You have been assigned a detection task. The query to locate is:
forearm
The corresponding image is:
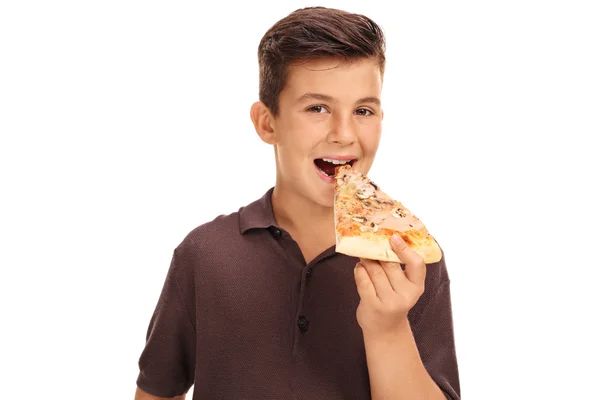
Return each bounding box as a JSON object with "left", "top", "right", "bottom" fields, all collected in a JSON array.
[{"left": 363, "top": 319, "right": 446, "bottom": 400}]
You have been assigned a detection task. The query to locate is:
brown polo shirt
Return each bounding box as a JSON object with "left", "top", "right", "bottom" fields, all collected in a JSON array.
[{"left": 136, "top": 188, "right": 460, "bottom": 399}]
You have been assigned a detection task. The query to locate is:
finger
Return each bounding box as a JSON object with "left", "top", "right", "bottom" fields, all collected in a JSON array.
[
  {"left": 354, "top": 263, "right": 378, "bottom": 302},
  {"left": 380, "top": 260, "right": 409, "bottom": 292},
  {"left": 390, "top": 234, "right": 426, "bottom": 286},
  {"left": 359, "top": 258, "right": 395, "bottom": 301}
]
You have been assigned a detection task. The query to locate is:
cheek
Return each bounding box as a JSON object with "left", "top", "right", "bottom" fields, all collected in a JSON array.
[
  {"left": 279, "top": 123, "right": 322, "bottom": 152},
  {"left": 275, "top": 128, "right": 316, "bottom": 167},
  {"left": 359, "top": 126, "right": 382, "bottom": 155}
]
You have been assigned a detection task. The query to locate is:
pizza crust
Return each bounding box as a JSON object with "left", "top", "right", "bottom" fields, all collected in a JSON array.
[
  {"left": 336, "top": 234, "right": 400, "bottom": 262},
  {"left": 335, "top": 231, "right": 442, "bottom": 264}
]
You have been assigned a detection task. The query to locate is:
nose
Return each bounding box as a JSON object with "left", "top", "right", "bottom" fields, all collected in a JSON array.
[{"left": 327, "top": 114, "right": 358, "bottom": 146}]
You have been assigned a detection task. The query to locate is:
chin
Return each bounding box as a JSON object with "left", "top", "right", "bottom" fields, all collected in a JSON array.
[
  {"left": 313, "top": 191, "right": 335, "bottom": 208},
  {"left": 306, "top": 181, "right": 336, "bottom": 208}
]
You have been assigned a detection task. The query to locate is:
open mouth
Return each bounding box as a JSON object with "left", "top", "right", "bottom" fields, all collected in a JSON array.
[{"left": 314, "top": 158, "right": 357, "bottom": 177}]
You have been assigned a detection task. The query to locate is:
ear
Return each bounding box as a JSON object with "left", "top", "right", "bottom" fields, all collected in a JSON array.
[{"left": 250, "top": 101, "right": 276, "bottom": 145}]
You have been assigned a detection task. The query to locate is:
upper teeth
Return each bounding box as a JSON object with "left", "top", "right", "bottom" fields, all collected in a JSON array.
[{"left": 323, "top": 158, "right": 352, "bottom": 165}]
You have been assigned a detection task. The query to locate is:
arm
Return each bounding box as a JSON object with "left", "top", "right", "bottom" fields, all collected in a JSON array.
[
  {"left": 363, "top": 321, "right": 445, "bottom": 400},
  {"left": 354, "top": 234, "right": 452, "bottom": 400},
  {"left": 135, "top": 387, "right": 185, "bottom": 400},
  {"left": 135, "top": 249, "right": 196, "bottom": 400}
]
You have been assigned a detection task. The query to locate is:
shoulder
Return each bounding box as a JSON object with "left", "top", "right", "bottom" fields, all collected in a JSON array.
[
  {"left": 408, "top": 243, "right": 453, "bottom": 323},
  {"left": 425, "top": 244, "right": 451, "bottom": 288},
  {"left": 174, "top": 209, "right": 243, "bottom": 261},
  {"left": 166, "top": 189, "right": 275, "bottom": 275},
  {"left": 174, "top": 188, "right": 274, "bottom": 254},
  {"left": 158, "top": 210, "right": 243, "bottom": 286}
]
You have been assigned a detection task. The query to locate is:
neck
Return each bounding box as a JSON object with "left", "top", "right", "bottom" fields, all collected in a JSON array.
[{"left": 271, "top": 182, "right": 334, "bottom": 239}]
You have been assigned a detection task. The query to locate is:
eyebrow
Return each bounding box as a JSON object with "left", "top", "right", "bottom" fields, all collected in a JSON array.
[
  {"left": 297, "top": 92, "right": 381, "bottom": 106},
  {"left": 356, "top": 96, "right": 381, "bottom": 106}
]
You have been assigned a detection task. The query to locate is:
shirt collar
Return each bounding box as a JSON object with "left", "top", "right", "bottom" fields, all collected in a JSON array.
[
  {"left": 238, "top": 187, "right": 278, "bottom": 234},
  {"left": 238, "top": 187, "right": 340, "bottom": 262}
]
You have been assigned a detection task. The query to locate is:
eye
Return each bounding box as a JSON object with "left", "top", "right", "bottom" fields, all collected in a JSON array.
[
  {"left": 307, "top": 105, "right": 328, "bottom": 114},
  {"left": 355, "top": 108, "right": 374, "bottom": 117}
]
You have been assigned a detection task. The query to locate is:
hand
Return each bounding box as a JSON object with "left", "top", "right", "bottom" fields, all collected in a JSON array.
[{"left": 354, "top": 233, "right": 427, "bottom": 338}]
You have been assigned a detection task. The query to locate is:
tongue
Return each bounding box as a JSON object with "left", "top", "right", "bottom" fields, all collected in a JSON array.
[{"left": 314, "top": 159, "right": 338, "bottom": 176}]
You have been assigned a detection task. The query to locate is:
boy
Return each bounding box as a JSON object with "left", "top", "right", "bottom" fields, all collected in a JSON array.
[{"left": 135, "top": 6, "right": 460, "bottom": 400}]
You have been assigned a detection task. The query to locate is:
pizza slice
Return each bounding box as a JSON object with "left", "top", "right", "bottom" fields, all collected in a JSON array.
[{"left": 334, "top": 164, "right": 442, "bottom": 264}]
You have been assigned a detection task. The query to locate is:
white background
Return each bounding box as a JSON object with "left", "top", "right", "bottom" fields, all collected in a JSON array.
[{"left": 1, "top": 0, "right": 599, "bottom": 399}]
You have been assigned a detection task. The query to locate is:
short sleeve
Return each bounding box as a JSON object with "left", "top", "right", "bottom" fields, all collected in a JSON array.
[
  {"left": 136, "top": 250, "right": 196, "bottom": 398},
  {"left": 410, "top": 257, "right": 461, "bottom": 399}
]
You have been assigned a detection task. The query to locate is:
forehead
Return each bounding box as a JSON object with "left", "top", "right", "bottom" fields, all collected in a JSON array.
[{"left": 281, "top": 57, "right": 383, "bottom": 100}]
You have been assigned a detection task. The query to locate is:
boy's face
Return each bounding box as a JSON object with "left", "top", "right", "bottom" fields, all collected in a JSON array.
[{"left": 271, "top": 57, "right": 383, "bottom": 208}]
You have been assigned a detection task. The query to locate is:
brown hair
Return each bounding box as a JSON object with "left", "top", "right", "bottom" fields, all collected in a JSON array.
[{"left": 257, "top": 6, "right": 386, "bottom": 115}]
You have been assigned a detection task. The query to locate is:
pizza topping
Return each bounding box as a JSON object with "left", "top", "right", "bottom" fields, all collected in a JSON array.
[
  {"left": 362, "top": 199, "right": 383, "bottom": 210},
  {"left": 336, "top": 171, "right": 352, "bottom": 186},
  {"left": 352, "top": 216, "right": 368, "bottom": 223},
  {"left": 392, "top": 208, "right": 408, "bottom": 218},
  {"left": 356, "top": 184, "right": 375, "bottom": 199},
  {"left": 376, "top": 212, "right": 425, "bottom": 232},
  {"left": 374, "top": 198, "right": 394, "bottom": 206},
  {"left": 359, "top": 222, "right": 378, "bottom": 232}
]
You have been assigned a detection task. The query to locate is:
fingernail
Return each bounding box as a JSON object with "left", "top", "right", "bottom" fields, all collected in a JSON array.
[{"left": 391, "top": 234, "right": 402, "bottom": 245}]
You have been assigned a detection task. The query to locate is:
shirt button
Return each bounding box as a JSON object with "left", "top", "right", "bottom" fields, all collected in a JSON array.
[
  {"left": 270, "top": 227, "right": 282, "bottom": 237},
  {"left": 306, "top": 268, "right": 312, "bottom": 276},
  {"left": 298, "top": 316, "right": 309, "bottom": 332}
]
